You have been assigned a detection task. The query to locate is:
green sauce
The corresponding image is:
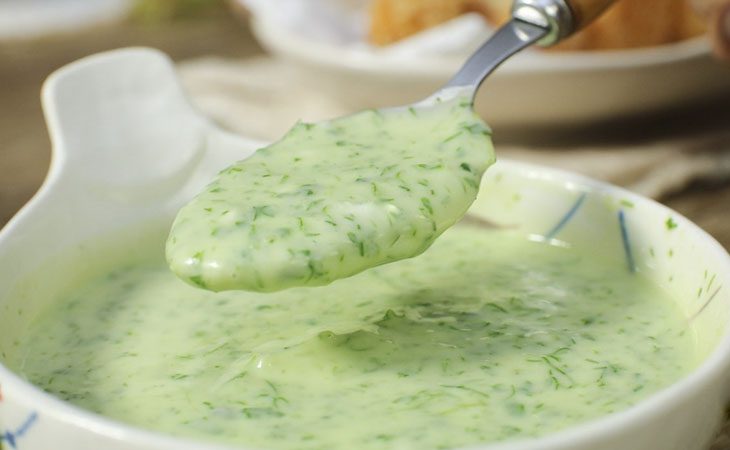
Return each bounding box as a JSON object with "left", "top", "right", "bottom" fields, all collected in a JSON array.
[
  {"left": 166, "top": 97, "right": 494, "bottom": 292},
  {"left": 12, "top": 225, "right": 696, "bottom": 450}
]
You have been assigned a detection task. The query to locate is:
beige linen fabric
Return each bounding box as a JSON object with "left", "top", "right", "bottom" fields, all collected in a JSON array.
[{"left": 178, "top": 56, "right": 730, "bottom": 201}]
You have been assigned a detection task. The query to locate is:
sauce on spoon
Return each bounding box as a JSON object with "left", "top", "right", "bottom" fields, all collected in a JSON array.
[{"left": 167, "top": 94, "right": 494, "bottom": 292}]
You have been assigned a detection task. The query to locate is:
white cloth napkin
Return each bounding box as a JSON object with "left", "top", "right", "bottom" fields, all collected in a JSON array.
[
  {"left": 237, "top": 0, "right": 496, "bottom": 57},
  {"left": 239, "top": 0, "right": 370, "bottom": 44}
]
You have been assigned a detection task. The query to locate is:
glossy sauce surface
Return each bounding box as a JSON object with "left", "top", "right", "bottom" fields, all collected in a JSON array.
[{"left": 14, "top": 226, "right": 696, "bottom": 450}]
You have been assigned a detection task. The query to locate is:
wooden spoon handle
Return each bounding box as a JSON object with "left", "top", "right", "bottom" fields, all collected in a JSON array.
[
  {"left": 564, "top": 0, "right": 615, "bottom": 31},
  {"left": 512, "top": 0, "right": 615, "bottom": 45}
]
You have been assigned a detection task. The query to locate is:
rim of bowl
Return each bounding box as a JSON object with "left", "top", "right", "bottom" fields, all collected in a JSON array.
[
  {"left": 250, "top": 17, "right": 712, "bottom": 80},
  {"left": 1, "top": 159, "right": 729, "bottom": 450}
]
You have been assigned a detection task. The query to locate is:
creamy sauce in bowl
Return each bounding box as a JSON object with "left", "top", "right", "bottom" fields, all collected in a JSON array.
[
  {"left": 166, "top": 96, "right": 494, "bottom": 292},
  {"left": 10, "top": 225, "right": 696, "bottom": 450}
]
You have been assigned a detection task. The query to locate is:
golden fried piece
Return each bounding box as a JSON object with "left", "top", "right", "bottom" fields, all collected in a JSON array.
[{"left": 368, "top": 0, "right": 706, "bottom": 50}]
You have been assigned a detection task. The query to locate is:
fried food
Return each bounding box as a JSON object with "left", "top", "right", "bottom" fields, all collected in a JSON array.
[{"left": 368, "top": 0, "right": 706, "bottom": 50}]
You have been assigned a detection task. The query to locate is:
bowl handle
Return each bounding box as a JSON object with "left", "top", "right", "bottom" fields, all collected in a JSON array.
[{"left": 40, "top": 47, "right": 260, "bottom": 202}]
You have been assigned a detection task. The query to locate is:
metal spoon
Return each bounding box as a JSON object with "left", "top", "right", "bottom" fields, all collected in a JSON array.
[
  {"left": 167, "top": 0, "right": 616, "bottom": 292},
  {"left": 429, "top": 0, "right": 614, "bottom": 103}
]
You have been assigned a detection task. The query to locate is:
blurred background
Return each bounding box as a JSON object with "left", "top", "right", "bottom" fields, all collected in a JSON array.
[
  {"left": 1, "top": 0, "right": 730, "bottom": 447},
  {"left": 1, "top": 0, "right": 729, "bottom": 246}
]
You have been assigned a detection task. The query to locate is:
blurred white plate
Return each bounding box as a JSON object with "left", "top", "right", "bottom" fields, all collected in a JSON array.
[
  {"left": 245, "top": 8, "right": 730, "bottom": 128},
  {"left": 0, "top": 0, "right": 131, "bottom": 40}
]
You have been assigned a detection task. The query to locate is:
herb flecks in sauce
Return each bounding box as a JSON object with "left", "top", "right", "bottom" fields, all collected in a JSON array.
[
  {"left": 166, "top": 97, "right": 494, "bottom": 292},
  {"left": 14, "top": 227, "right": 695, "bottom": 450}
]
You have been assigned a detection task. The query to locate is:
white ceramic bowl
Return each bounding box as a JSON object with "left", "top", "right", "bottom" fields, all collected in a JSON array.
[
  {"left": 249, "top": 15, "right": 730, "bottom": 128},
  {"left": 0, "top": 48, "right": 729, "bottom": 450}
]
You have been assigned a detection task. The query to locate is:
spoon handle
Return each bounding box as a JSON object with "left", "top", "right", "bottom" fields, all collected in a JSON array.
[
  {"left": 442, "top": 19, "right": 547, "bottom": 93},
  {"left": 440, "top": 0, "right": 614, "bottom": 98},
  {"left": 512, "top": 0, "right": 615, "bottom": 45},
  {"left": 565, "top": 0, "right": 615, "bottom": 31}
]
